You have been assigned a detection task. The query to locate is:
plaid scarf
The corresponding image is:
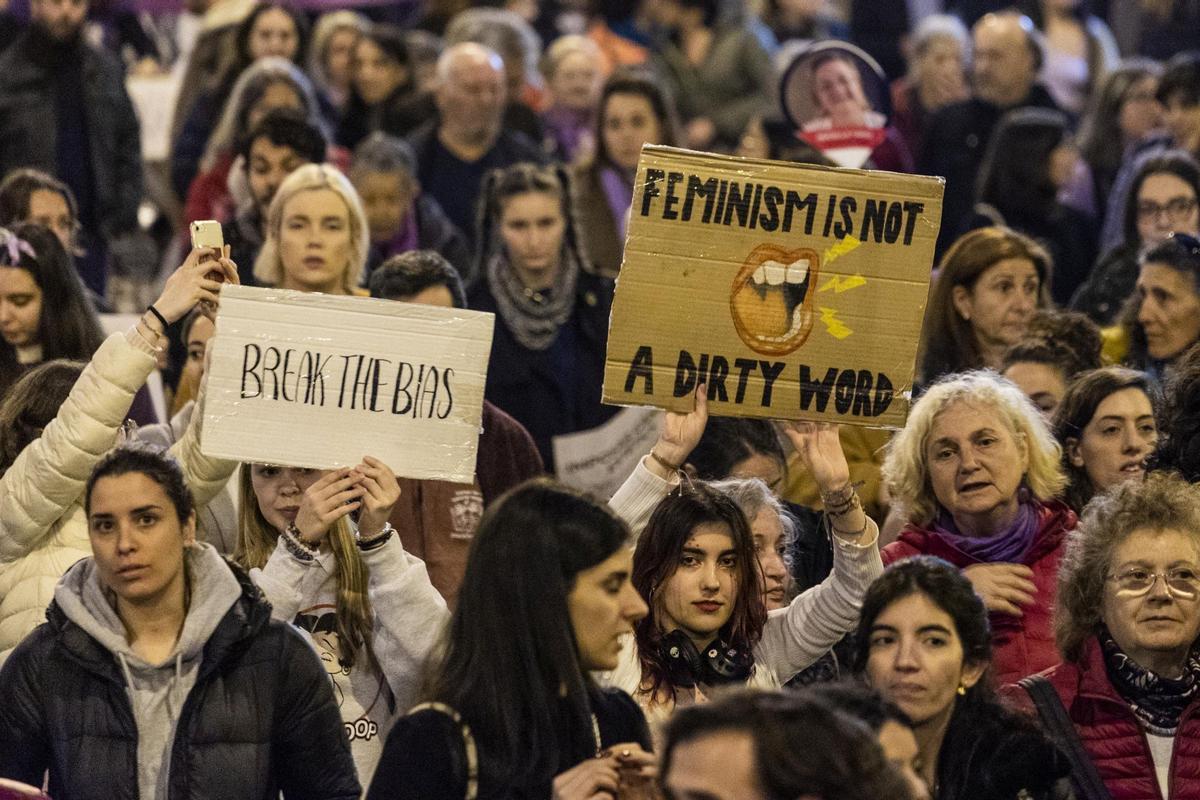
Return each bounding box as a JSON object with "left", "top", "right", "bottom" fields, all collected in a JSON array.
[{"left": 1100, "top": 625, "right": 1200, "bottom": 735}]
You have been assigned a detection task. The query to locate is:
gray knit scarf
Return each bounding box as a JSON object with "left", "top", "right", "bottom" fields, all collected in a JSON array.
[{"left": 487, "top": 250, "right": 578, "bottom": 351}]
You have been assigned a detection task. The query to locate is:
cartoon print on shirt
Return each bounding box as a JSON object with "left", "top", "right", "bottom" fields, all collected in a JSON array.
[{"left": 294, "top": 604, "right": 392, "bottom": 743}]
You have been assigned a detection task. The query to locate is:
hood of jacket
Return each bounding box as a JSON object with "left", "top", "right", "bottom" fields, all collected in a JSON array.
[{"left": 51, "top": 543, "right": 246, "bottom": 799}]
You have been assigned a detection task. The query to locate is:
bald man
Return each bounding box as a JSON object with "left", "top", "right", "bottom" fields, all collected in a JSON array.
[
  {"left": 918, "top": 12, "right": 1060, "bottom": 254},
  {"left": 407, "top": 42, "right": 547, "bottom": 259}
]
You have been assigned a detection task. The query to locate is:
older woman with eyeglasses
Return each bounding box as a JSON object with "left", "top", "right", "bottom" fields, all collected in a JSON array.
[{"left": 1008, "top": 472, "right": 1200, "bottom": 800}]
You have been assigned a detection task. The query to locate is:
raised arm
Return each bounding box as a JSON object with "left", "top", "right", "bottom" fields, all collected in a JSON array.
[
  {"left": 756, "top": 422, "right": 884, "bottom": 682},
  {"left": 608, "top": 387, "right": 708, "bottom": 541}
]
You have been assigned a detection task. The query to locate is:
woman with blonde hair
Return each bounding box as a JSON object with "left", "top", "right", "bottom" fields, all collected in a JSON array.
[
  {"left": 308, "top": 11, "right": 369, "bottom": 114},
  {"left": 1008, "top": 473, "right": 1200, "bottom": 800},
  {"left": 882, "top": 371, "right": 1073, "bottom": 684},
  {"left": 235, "top": 460, "right": 449, "bottom": 786},
  {"left": 918, "top": 227, "right": 1052, "bottom": 387},
  {"left": 254, "top": 163, "right": 370, "bottom": 295}
]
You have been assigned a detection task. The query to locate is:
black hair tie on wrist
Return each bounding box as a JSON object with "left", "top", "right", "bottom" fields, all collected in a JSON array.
[{"left": 146, "top": 304, "right": 169, "bottom": 331}]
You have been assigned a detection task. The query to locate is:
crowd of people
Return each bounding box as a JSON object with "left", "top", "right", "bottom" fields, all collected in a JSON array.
[{"left": 3, "top": 0, "right": 1200, "bottom": 798}]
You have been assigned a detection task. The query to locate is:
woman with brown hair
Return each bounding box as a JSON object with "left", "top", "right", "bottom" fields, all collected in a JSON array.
[{"left": 917, "top": 227, "right": 1052, "bottom": 387}]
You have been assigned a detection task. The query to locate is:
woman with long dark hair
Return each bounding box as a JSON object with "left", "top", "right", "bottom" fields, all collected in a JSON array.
[
  {"left": 469, "top": 163, "right": 614, "bottom": 469},
  {"left": 856, "top": 557, "right": 1071, "bottom": 799},
  {"left": 366, "top": 480, "right": 656, "bottom": 799},
  {"left": 968, "top": 107, "right": 1098, "bottom": 304},
  {"left": 336, "top": 25, "right": 428, "bottom": 149},
  {"left": 0, "top": 224, "right": 104, "bottom": 401}
]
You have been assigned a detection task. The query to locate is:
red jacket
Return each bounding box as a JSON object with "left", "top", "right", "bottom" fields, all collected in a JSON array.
[
  {"left": 882, "top": 501, "right": 1076, "bottom": 686},
  {"left": 1004, "top": 637, "right": 1200, "bottom": 800}
]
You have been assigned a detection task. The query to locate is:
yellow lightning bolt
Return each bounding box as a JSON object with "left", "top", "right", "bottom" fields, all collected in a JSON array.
[
  {"left": 819, "top": 307, "right": 852, "bottom": 339},
  {"left": 822, "top": 234, "right": 862, "bottom": 267},
  {"left": 819, "top": 273, "right": 867, "bottom": 294}
]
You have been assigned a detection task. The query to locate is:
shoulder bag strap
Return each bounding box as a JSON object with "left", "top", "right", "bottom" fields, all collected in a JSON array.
[
  {"left": 407, "top": 702, "right": 479, "bottom": 800},
  {"left": 1019, "top": 675, "right": 1114, "bottom": 800}
]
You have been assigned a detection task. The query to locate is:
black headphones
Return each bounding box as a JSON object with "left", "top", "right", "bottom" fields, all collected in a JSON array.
[{"left": 659, "top": 629, "right": 753, "bottom": 688}]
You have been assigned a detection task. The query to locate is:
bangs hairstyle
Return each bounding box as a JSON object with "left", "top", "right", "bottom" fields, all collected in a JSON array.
[
  {"left": 633, "top": 482, "right": 767, "bottom": 699},
  {"left": 427, "top": 479, "right": 632, "bottom": 787},
  {"left": 234, "top": 466, "right": 377, "bottom": 672},
  {"left": 1053, "top": 367, "right": 1158, "bottom": 512},
  {"left": 918, "top": 226, "right": 1051, "bottom": 385},
  {"left": 1121, "top": 150, "right": 1200, "bottom": 246},
  {"left": 254, "top": 163, "right": 370, "bottom": 293},
  {"left": 1056, "top": 472, "right": 1200, "bottom": 662},
  {"left": 883, "top": 370, "right": 1066, "bottom": 525},
  {"left": 85, "top": 442, "right": 194, "bottom": 525}
]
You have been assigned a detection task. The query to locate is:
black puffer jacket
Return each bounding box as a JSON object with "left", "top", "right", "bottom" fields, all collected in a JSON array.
[{"left": 0, "top": 560, "right": 360, "bottom": 800}]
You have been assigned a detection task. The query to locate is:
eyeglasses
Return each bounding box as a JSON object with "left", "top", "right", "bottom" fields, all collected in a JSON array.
[
  {"left": 1137, "top": 197, "right": 1199, "bottom": 222},
  {"left": 1106, "top": 567, "right": 1200, "bottom": 599}
]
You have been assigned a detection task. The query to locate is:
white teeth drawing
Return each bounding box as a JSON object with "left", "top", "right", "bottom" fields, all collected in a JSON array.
[{"left": 750, "top": 258, "right": 810, "bottom": 287}]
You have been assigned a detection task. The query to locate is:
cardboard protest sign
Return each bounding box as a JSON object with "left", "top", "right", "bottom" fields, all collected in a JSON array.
[
  {"left": 603, "top": 145, "right": 943, "bottom": 429},
  {"left": 202, "top": 285, "right": 494, "bottom": 482},
  {"left": 553, "top": 406, "right": 664, "bottom": 500}
]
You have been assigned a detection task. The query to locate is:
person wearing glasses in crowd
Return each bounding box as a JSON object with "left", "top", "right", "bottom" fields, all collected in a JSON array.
[{"left": 1009, "top": 473, "right": 1200, "bottom": 800}]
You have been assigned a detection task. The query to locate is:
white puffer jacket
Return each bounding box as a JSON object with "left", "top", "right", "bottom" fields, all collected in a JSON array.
[{"left": 0, "top": 331, "right": 236, "bottom": 662}]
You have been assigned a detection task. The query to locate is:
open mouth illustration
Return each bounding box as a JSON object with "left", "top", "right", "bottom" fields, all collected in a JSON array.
[{"left": 730, "top": 244, "right": 821, "bottom": 356}]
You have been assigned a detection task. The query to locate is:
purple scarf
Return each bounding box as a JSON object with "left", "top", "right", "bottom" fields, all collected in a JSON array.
[
  {"left": 382, "top": 202, "right": 421, "bottom": 258},
  {"left": 930, "top": 499, "right": 1041, "bottom": 563},
  {"left": 599, "top": 166, "right": 634, "bottom": 242}
]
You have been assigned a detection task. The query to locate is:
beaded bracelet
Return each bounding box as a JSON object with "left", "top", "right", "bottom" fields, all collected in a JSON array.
[
  {"left": 357, "top": 522, "right": 395, "bottom": 552},
  {"left": 282, "top": 523, "right": 318, "bottom": 563}
]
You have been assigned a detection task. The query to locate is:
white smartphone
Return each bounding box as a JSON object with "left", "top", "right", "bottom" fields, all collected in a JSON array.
[{"left": 190, "top": 220, "right": 224, "bottom": 251}]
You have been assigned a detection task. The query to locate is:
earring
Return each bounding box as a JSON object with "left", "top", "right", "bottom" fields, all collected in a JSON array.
[{"left": 956, "top": 683, "right": 966, "bottom": 696}]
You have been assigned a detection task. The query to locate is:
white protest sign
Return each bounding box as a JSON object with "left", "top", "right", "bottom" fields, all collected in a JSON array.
[
  {"left": 553, "top": 406, "right": 664, "bottom": 500},
  {"left": 202, "top": 285, "right": 494, "bottom": 483}
]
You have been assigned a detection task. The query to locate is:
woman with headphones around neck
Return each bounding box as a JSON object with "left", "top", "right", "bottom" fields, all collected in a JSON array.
[{"left": 603, "top": 389, "right": 885, "bottom": 724}]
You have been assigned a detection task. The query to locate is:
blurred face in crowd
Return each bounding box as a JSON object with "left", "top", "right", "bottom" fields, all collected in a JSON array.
[
  {"left": 247, "top": 83, "right": 304, "bottom": 133},
  {"left": 1049, "top": 139, "right": 1080, "bottom": 192},
  {"left": 498, "top": 190, "right": 566, "bottom": 282},
  {"left": 435, "top": 47, "right": 507, "bottom": 146},
  {"left": 1136, "top": 261, "right": 1200, "bottom": 360},
  {"left": 1102, "top": 527, "right": 1200, "bottom": 677},
  {"left": 0, "top": 267, "right": 42, "bottom": 348},
  {"left": 1002, "top": 361, "right": 1067, "bottom": 418},
  {"left": 250, "top": 464, "right": 322, "bottom": 533},
  {"left": 925, "top": 400, "right": 1030, "bottom": 534},
  {"left": 248, "top": 137, "right": 310, "bottom": 214},
  {"left": 657, "top": 523, "right": 739, "bottom": 647},
  {"left": 866, "top": 591, "right": 985, "bottom": 728},
  {"left": 1066, "top": 388, "right": 1157, "bottom": 495},
  {"left": 1120, "top": 76, "right": 1164, "bottom": 144},
  {"left": 663, "top": 729, "right": 765, "bottom": 800},
  {"left": 812, "top": 56, "right": 869, "bottom": 125},
  {"left": 1136, "top": 173, "right": 1200, "bottom": 246},
  {"left": 728, "top": 451, "right": 784, "bottom": 495},
  {"left": 354, "top": 38, "right": 409, "bottom": 106},
  {"left": 353, "top": 170, "right": 417, "bottom": 244},
  {"left": 602, "top": 92, "right": 663, "bottom": 172},
  {"left": 177, "top": 314, "right": 216, "bottom": 399},
  {"left": 278, "top": 188, "right": 354, "bottom": 294},
  {"left": 549, "top": 49, "right": 601, "bottom": 111},
  {"left": 972, "top": 14, "right": 1037, "bottom": 108},
  {"left": 912, "top": 34, "right": 967, "bottom": 108},
  {"left": 1163, "top": 92, "right": 1200, "bottom": 152},
  {"left": 750, "top": 508, "right": 788, "bottom": 611},
  {"left": 324, "top": 27, "right": 361, "bottom": 93},
  {"left": 952, "top": 257, "right": 1040, "bottom": 355},
  {"left": 878, "top": 720, "right": 930, "bottom": 800},
  {"left": 32, "top": 0, "right": 87, "bottom": 42},
  {"left": 249, "top": 8, "right": 300, "bottom": 61},
  {"left": 88, "top": 473, "right": 195, "bottom": 610},
  {"left": 26, "top": 189, "right": 75, "bottom": 252},
  {"left": 567, "top": 546, "right": 648, "bottom": 671}
]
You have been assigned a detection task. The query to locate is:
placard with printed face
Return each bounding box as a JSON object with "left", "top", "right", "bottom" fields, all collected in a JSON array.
[
  {"left": 202, "top": 285, "right": 494, "bottom": 481},
  {"left": 603, "top": 146, "right": 943, "bottom": 428}
]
